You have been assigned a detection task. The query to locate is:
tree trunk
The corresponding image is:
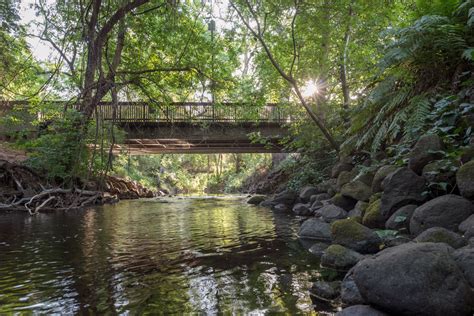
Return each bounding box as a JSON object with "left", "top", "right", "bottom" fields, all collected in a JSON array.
[{"left": 340, "top": 1, "right": 354, "bottom": 124}]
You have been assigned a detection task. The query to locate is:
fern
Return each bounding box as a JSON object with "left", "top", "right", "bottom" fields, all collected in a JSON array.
[
  {"left": 346, "top": 3, "right": 473, "bottom": 154},
  {"left": 404, "top": 95, "right": 432, "bottom": 141}
]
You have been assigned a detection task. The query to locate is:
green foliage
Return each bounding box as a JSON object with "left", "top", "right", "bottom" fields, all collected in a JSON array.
[
  {"left": 281, "top": 154, "right": 335, "bottom": 192},
  {"left": 22, "top": 110, "right": 87, "bottom": 183},
  {"left": 112, "top": 153, "right": 272, "bottom": 194},
  {"left": 374, "top": 229, "right": 398, "bottom": 239},
  {"left": 414, "top": 0, "right": 460, "bottom": 18},
  {"left": 346, "top": 0, "right": 474, "bottom": 154}
]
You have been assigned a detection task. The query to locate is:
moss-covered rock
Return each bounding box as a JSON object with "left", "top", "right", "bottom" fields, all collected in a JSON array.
[
  {"left": 341, "top": 180, "right": 372, "bottom": 202},
  {"left": 414, "top": 227, "right": 466, "bottom": 249},
  {"left": 336, "top": 169, "right": 357, "bottom": 190},
  {"left": 331, "top": 218, "right": 382, "bottom": 254},
  {"left": 369, "top": 193, "right": 382, "bottom": 204},
  {"left": 332, "top": 160, "right": 353, "bottom": 178},
  {"left": 460, "top": 144, "right": 474, "bottom": 164},
  {"left": 362, "top": 199, "right": 385, "bottom": 229},
  {"left": 321, "top": 244, "right": 363, "bottom": 271},
  {"left": 457, "top": 160, "right": 474, "bottom": 200}
]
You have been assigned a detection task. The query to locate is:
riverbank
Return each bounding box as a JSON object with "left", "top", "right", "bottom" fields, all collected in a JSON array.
[
  {"left": 250, "top": 134, "right": 474, "bottom": 315},
  {"left": 0, "top": 157, "right": 158, "bottom": 214}
]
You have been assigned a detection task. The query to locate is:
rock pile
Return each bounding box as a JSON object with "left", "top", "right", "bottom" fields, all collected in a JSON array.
[{"left": 257, "top": 133, "right": 474, "bottom": 315}]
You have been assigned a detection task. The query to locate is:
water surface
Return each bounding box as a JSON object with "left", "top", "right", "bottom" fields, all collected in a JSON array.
[{"left": 0, "top": 197, "right": 325, "bottom": 314}]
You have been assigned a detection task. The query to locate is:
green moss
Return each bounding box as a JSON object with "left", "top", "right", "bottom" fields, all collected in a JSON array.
[
  {"left": 331, "top": 218, "right": 368, "bottom": 240},
  {"left": 369, "top": 193, "right": 382, "bottom": 204},
  {"left": 421, "top": 231, "right": 454, "bottom": 244},
  {"left": 362, "top": 199, "right": 385, "bottom": 228},
  {"left": 326, "top": 244, "right": 347, "bottom": 256}
]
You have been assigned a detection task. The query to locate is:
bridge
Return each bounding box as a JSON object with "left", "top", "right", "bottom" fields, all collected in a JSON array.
[{"left": 1, "top": 101, "right": 292, "bottom": 154}]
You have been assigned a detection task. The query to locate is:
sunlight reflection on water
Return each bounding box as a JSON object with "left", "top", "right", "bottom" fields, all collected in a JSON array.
[{"left": 0, "top": 196, "right": 326, "bottom": 314}]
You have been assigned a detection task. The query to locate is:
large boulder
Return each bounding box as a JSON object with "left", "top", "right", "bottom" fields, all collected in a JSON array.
[
  {"left": 459, "top": 214, "right": 474, "bottom": 235},
  {"left": 273, "top": 203, "right": 289, "bottom": 211},
  {"left": 362, "top": 199, "right": 385, "bottom": 229},
  {"left": 351, "top": 242, "right": 474, "bottom": 316},
  {"left": 380, "top": 168, "right": 426, "bottom": 219},
  {"left": 371, "top": 165, "right": 398, "bottom": 193},
  {"left": 331, "top": 193, "right": 357, "bottom": 211},
  {"left": 457, "top": 160, "right": 474, "bottom": 199},
  {"left": 337, "top": 305, "right": 387, "bottom": 316},
  {"left": 385, "top": 204, "right": 417, "bottom": 232},
  {"left": 332, "top": 160, "right": 353, "bottom": 178},
  {"left": 298, "top": 218, "right": 332, "bottom": 241},
  {"left": 341, "top": 180, "right": 372, "bottom": 202},
  {"left": 247, "top": 195, "right": 266, "bottom": 205},
  {"left": 410, "top": 194, "right": 474, "bottom": 236},
  {"left": 453, "top": 247, "right": 474, "bottom": 287},
  {"left": 292, "top": 203, "right": 312, "bottom": 216},
  {"left": 321, "top": 244, "right": 363, "bottom": 271},
  {"left": 408, "top": 134, "right": 444, "bottom": 174},
  {"left": 310, "top": 280, "right": 341, "bottom": 301},
  {"left": 414, "top": 227, "right": 466, "bottom": 249},
  {"left": 316, "top": 204, "right": 348, "bottom": 223},
  {"left": 299, "top": 186, "right": 320, "bottom": 203},
  {"left": 331, "top": 219, "right": 382, "bottom": 254}
]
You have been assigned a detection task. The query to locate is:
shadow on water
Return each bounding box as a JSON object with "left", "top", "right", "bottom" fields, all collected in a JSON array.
[{"left": 0, "top": 196, "right": 333, "bottom": 314}]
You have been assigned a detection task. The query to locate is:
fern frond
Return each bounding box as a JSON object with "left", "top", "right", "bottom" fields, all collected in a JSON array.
[{"left": 404, "top": 95, "right": 432, "bottom": 141}]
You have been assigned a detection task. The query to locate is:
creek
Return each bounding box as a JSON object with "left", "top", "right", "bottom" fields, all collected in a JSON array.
[{"left": 0, "top": 196, "right": 328, "bottom": 314}]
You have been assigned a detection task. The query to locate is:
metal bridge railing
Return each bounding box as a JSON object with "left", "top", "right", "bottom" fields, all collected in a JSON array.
[
  {"left": 94, "top": 102, "right": 289, "bottom": 124},
  {"left": 1, "top": 101, "right": 291, "bottom": 124},
  {"left": 0, "top": 101, "right": 291, "bottom": 124}
]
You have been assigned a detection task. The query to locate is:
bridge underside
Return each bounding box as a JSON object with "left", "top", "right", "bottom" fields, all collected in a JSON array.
[{"left": 114, "top": 122, "right": 288, "bottom": 154}]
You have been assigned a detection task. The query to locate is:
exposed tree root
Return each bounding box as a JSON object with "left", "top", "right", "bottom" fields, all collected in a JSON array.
[
  {"left": 105, "top": 175, "right": 156, "bottom": 199},
  {"left": 0, "top": 159, "right": 155, "bottom": 214}
]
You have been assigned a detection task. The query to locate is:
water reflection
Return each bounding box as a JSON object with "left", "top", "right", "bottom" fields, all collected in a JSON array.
[{"left": 0, "top": 197, "right": 322, "bottom": 314}]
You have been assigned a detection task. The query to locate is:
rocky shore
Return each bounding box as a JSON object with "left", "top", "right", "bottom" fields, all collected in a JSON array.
[{"left": 249, "top": 134, "right": 474, "bottom": 315}]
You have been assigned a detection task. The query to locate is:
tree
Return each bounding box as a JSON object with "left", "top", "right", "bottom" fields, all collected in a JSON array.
[{"left": 229, "top": 0, "right": 340, "bottom": 152}]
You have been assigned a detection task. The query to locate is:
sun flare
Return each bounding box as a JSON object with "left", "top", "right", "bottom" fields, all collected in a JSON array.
[{"left": 301, "top": 80, "right": 320, "bottom": 98}]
